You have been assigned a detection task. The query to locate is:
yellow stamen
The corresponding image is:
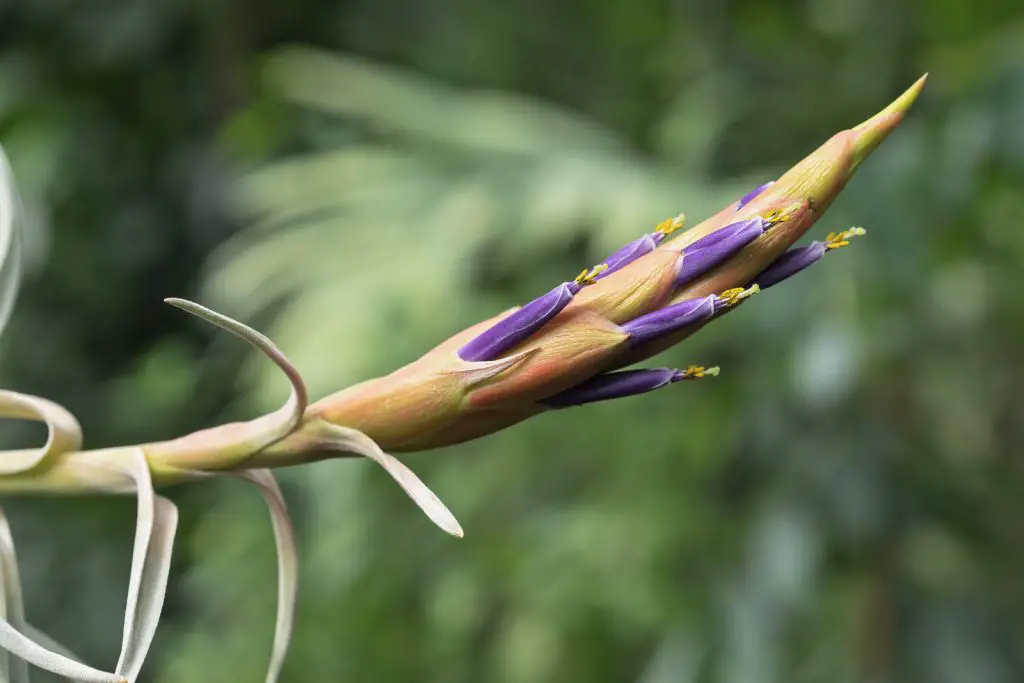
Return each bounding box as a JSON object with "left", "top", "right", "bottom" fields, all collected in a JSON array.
[
  {"left": 573, "top": 263, "right": 609, "bottom": 286},
  {"left": 825, "top": 226, "right": 866, "bottom": 250},
  {"left": 654, "top": 212, "right": 686, "bottom": 237},
  {"left": 717, "top": 284, "right": 760, "bottom": 308},
  {"left": 680, "top": 365, "right": 720, "bottom": 380},
  {"left": 761, "top": 201, "right": 803, "bottom": 228}
]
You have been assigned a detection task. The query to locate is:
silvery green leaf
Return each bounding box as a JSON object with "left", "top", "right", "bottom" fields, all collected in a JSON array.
[
  {"left": 113, "top": 450, "right": 178, "bottom": 683},
  {"left": 0, "top": 623, "right": 122, "bottom": 683},
  {"left": 234, "top": 469, "right": 298, "bottom": 683},
  {"left": 0, "top": 507, "right": 30, "bottom": 683},
  {"left": 0, "top": 145, "right": 21, "bottom": 340},
  {"left": 163, "top": 299, "right": 308, "bottom": 453},
  {"left": 318, "top": 422, "right": 463, "bottom": 538},
  {"left": 20, "top": 624, "right": 81, "bottom": 665},
  {"left": 0, "top": 391, "right": 83, "bottom": 474},
  {"left": 0, "top": 509, "right": 121, "bottom": 681}
]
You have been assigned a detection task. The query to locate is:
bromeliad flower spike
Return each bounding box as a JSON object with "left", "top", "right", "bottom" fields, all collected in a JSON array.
[{"left": 0, "top": 75, "right": 926, "bottom": 682}]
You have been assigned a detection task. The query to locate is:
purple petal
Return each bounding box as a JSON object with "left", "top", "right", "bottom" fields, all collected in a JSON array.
[
  {"left": 737, "top": 181, "right": 774, "bottom": 210},
  {"left": 458, "top": 283, "right": 575, "bottom": 362},
  {"left": 542, "top": 368, "right": 683, "bottom": 408},
  {"left": 675, "top": 218, "right": 764, "bottom": 286},
  {"left": 595, "top": 234, "right": 659, "bottom": 280},
  {"left": 621, "top": 296, "right": 716, "bottom": 345},
  {"left": 751, "top": 241, "right": 826, "bottom": 289}
]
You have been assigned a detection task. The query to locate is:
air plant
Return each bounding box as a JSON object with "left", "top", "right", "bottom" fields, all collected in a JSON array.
[{"left": 0, "top": 75, "right": 926, "bottom": 682}]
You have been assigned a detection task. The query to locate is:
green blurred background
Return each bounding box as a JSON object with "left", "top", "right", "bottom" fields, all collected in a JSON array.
[{"left": 2, "top": 0, "right": 1024, "bottom": 681}]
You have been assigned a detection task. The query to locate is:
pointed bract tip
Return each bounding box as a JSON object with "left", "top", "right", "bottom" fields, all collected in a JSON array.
[
  {"left": 849, "top": 74, "right": 928, "bottom": 170},
  {"left": 164, "top": 297, "right": 196, "bottom": 313}
]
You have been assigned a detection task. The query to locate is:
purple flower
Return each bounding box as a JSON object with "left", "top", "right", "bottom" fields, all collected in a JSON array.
[
  {"left": 754, "top": 242, "right": 826, "bottom": 289},
  {"left": 621, "top": 284, "right": 759, "bottom": 345},
  {"left": 621, "top": 296, "right": 716, "bottom": 345},
  {"left": 594, "top": 233, "right": 660, "bottom": 280},
  {"left": 594, "top": 214, "right": 685, "bottom": 280},
  {"left": 458, "top": 266, "right": 606, "bottom": 362},
  {"left": 675, "top": 218, "right": 764, "bottom": 286},
  {"left": 736, "top": 181, "right": 775, "bottom": 210},
  {"left": 751, "top": 227, "right": 865, "bottom": 289},
  {"left": 542, "top": 366, "right": 717, "bottom": 408}
]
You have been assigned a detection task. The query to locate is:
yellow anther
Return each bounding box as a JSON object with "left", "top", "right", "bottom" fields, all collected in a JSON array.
[
  {"left": 717, "top": 284, "right": 760, "bottom": 308},
  {"left": 761, "top": 201, "right": 803, "bottom": 228},
  {"left": 680, "top": 365, "right": 720, "bottom": 380},
  {"left": 825, "top": 226, "right": 866, "bottom": 250},
  {"left": 654, "top": 212, "right": 686, "bottom": 237},
  {"left": 573, "top": 263, "right": 609, "bottom": 286}
]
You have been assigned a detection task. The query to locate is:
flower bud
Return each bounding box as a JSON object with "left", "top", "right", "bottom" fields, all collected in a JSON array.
[
  {"left": 542, "top": 365, "right": 718, "bottom": 408},
  {"left": 675, "top": 218, "right": 765, "bottom": 286},
  {"left": 621, "top": 296, "right": 716, "bottom": 345},
  {"left": 457, "top": 265, "right": 606, "bottom": 362},
  {"left": 593, "top": 213, "right": 686, "bottom": 279},
  {"left": 752, "top": 227, "right": 866, "bottom": 289},
  {"left": 736, "top": 181, "right": 774, "bottom": 210}
]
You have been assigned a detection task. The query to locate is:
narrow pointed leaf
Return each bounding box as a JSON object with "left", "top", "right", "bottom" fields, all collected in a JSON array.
[
  {"left": 318, "top": 422, "right": 464, "bottom": 537},
  {"left": 0, "top": 507, "right": 29, "bottom": 683},
  {"left": 0, "top": 621, "right": 124, "bottom": 683},
  {"left": 0, "top": 146, "right": 21, "bottom": 339},
  {"left": 22, "top": 624, "right": 83, "bottom": 664},
  {"left": 164, "top": 298, "right": 308, "bottom": 453},
  {"left": 234, "top": 469, "right": 298, "bottom": 683},
  {"left": 113, "top": 450, "right": 178, "bottom": 683}
]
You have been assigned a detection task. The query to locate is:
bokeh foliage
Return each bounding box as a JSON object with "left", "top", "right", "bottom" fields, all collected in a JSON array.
[{"left": 2, "top": 0, "right": 1024, "bottom": 681}]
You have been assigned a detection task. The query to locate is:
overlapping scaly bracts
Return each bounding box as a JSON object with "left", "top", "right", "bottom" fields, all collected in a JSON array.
[{"left": 278, "top": 75, "right": 927, "bottom": 455}]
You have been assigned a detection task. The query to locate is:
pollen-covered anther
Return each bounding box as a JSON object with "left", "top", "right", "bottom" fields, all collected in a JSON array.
[
  {"left": 761, "top": 201, "right": 804, "bottom": 228},
  {"left": 573, "top": 263, "right": 609, "bottom": 288},
  {"left": 679, "top": 365, "right": 720, "bottom": 380},
  {"left": 653, "top": 212, "right": 686, "bottom": 239},
  {"left": 824, "top": 226, "right": 867, "bottom": 250},
  {"left": 715, "top": 284, "right": 760, "bottom": 309}
]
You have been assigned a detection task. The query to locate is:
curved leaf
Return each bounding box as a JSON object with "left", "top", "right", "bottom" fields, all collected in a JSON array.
[
  {"left": 0, "top": 621, "right": 124, "bottom": 683},
  {"left": 113, "top": 449, "right": 179, "bottom": 683},
  {"left": 317, "top": 422, "right": 463, "bottom": 537},
  {"left": 0, "top": 145, "right": 21, "bottom": 340},
  {"left": 234, "top": 469, "right": 298, "bottom": 683},
  {"left": 0, "top": 507, "right": 30, "bottom": 683},
  {"left": 21, "top": 623, "right": 83, "bottom": 664},
  {"left": 164, "top": 299, "right": 308, "bottom": 455},
  {"left": 0, "top": 390, "right": 83, "bottom": 474}
]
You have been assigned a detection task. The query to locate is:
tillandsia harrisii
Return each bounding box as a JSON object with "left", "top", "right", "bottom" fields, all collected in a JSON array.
[{"left": 0, "top": 75, "right": 927, "bottom": 682}]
